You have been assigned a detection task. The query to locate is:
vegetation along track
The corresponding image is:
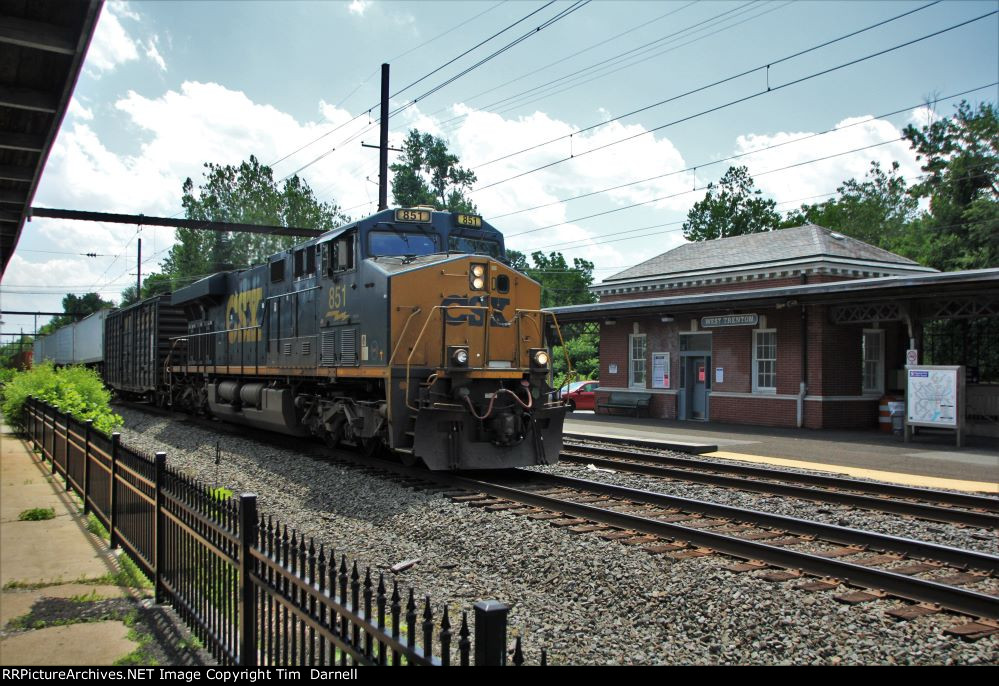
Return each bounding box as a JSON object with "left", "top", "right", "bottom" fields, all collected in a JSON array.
[
  {"left": 118, "top": 402, "right": 999, "bottom": 634},
  {"left": 560, "top": 435, "right": 999, "bottom": 529}
]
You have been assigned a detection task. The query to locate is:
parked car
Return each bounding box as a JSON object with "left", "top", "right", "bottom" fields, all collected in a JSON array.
[
  {"left": 563, "top": 380, "right": 599, "bottom": 411},
  {"left": 557, "top": 380, "right": 590, "bottom": 399}
]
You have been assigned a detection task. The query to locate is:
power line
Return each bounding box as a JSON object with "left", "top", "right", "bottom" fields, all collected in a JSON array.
[
  {"left": 472, "top": 7, "right": 993, "bottom": 193},
  {"left": 435, "top": 0, "right": 775, "bottom": 133},
  {"left": 487, "top": 82, "right": 997, "bottom": 222},
  {"left": 506, "top": 137, "right": 908, "bottom": 238},
  {"left": 469, "top": 0, "right": 940, "bottom": 171}
]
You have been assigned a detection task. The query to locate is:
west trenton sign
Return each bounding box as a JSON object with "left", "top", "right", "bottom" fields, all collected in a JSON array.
[{"left": 701, "top": 314, "right": 759, "bottom": 328}]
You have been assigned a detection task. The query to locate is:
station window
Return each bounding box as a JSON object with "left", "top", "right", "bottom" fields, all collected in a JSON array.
[
  {"left": 629, "top": 333, "right": 647, "bottom": 388},
  {"left": 862, "top": 329, "right": 884, "bottom": 394},
  {"left": 753, "top": 329, "right": 777, "bottom": 393}
]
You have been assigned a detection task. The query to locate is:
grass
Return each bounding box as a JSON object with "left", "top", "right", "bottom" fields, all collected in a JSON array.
[
  {"left": 69, "top": 589, "right": 104, "bottom": 603},
  {"left": 83, "top": 513, "right": 151, "bottom": 589},
  {"left": 114, "top": 612, "right": 159, "bottom": 667},
  {"left": 17, "top": 507, "right": 55, "bottom": 521}
]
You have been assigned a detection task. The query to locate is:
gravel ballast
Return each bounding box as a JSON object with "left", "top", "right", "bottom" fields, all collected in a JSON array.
[{"left": 118, "top": 408, "right": 998, "bottom": 665}]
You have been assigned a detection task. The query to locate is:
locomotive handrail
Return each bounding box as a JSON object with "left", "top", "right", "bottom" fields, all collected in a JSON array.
[
  {"left": 387, "top": 306, "right": 422, "bottom": 366},
  {"left": 514, "top": 308, "right": 576, "bottom": 404},
  {"left": 403, "top": 304, "right": 490, "bottom": 412}
]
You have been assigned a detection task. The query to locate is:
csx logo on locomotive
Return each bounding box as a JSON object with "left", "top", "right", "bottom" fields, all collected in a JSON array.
[
  {"left": 226, "top": 287, "right": 263, "bottom": 342},
  {"left": 442, "top": 294, "right": 511, "bottom": 326}
]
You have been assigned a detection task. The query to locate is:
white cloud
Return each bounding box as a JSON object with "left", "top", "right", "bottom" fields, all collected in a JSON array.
[
  {"left": 86, "top": 3, "right": 140, "bottom": 74},
  {"left": 348, "top": 1, "right": 371, "bottom": 17},
  {"left": 145, "top": 36, "right": 167, "bottom": 71},
  {"left": 68, "top": 97, "right": 94, "bottom": 121},
  {"left": 729, "top": 113, "right": 923, "bottom": 210}
]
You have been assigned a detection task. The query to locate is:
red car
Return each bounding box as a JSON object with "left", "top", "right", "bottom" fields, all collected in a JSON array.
[{"left": 563, "top": 380, "right": 599, "bottom": 411}]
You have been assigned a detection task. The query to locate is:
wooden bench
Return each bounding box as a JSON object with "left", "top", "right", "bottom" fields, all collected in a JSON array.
[{"left": 597, "top": 392, "right": 652, "bottom": 418}]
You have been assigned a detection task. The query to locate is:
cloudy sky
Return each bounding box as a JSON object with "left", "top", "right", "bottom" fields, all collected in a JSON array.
[{"left": 1, "top": 0, "right": 996, "bottom": 335}]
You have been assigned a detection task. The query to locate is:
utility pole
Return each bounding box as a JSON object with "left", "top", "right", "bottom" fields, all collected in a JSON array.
[
  {"left": 136, "top": 237, "right": 141, "bottom": 298},
  {"left": 362, "top": 63, "right": 401, "bottom": 211},
  {"left": 379, "top": 63, "right": 389, "bottom": 211}
]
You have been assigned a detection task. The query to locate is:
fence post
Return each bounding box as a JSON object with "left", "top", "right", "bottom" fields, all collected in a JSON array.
[
  {"left": 154, "top": 452, "right": 166, "bottom": 604},
  {"left": 473, "top": 600, "right": 509, "bottom": 666},
  {"left": 238, "top": 493, "right": 258, "bottom": 667},
  {"left": 64, "top": 410, "right": 71, "bottom": 492},
  {"left": 109, "top": 432, "right": 120, "bottom": 550},
  {"left": 83, "top": 420, "right": 93, "bottom": 515}
]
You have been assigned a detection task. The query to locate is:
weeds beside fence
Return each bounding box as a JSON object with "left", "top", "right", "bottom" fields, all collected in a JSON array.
[{"left": 24, "top": 396, "right": 536, "bottom": 666}]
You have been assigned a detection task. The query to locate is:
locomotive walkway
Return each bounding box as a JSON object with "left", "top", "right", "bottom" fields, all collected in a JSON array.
[
  {"left": 0, "top": 420, "right": 207, "bottom": 666},
  {"left": 564, "top": 413, "right": 999, "bottom": 493}
]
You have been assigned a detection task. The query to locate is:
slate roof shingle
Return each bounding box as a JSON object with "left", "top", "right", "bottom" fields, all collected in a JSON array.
[{"left": 602, "top": 224, "right": 928, "bottom": 283}]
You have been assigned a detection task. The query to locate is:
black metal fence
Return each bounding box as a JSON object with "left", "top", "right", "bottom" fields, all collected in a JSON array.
[{"left": 24, "top": 397, "right": 534, "bottom": 666}]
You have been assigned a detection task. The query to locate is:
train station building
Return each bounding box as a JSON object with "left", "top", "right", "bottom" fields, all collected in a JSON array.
[{"left": 549, "top": 224, "right": 999, "bottom": 437}]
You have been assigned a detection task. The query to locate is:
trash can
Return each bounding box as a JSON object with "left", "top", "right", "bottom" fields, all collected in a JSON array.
[{"left": 890, "top": 401, "right": 905, "bottom": 436}]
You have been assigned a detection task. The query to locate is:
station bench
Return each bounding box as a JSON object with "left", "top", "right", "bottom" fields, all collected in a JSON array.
[{"left": 597, "top": 392, "right": 652, "bottom": 418}]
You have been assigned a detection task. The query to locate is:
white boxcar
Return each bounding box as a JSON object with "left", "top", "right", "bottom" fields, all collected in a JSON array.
[{"left": 73, "top": 310, "right": 106, "bottom": 364}]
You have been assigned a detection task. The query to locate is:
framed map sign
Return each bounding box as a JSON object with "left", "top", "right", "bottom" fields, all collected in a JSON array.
[
  {"left": 651, "top": 352, "right": 670, "bottom": 389},
  {"left": 905, "top": 365, "right": 965, "bottom": 447}
]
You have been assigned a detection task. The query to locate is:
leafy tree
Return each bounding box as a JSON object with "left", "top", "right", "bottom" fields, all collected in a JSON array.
[
  {"left": 390, "top": 130, "right": 477, "bottom": 213},
  {"left": 683, "top": 165, "right": 781, "bottom": 241},
  {"left": 507, "top": 250, "right": 596, "bottom": 309},
  {"left": 552, "top": 332, "right": 599, "bottom": 390},
  {"left": 119, "top": 272, "right": 173, "bottom": 307},
  {"left": 902, "top": 100, "right": 998, "bottom": 270},
  {"left": 783, "top": 161, "right": 919, "bottom": 250},
  {"left": 162, "top": 155, "right": 349, "bottom": 283}
]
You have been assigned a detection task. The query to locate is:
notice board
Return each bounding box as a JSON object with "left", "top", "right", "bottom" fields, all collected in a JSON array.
[
  {"left": 651, "top": 352, "right": 670, "bottom": 389},
  {"left": 906, "top": 366, "right": 962, "bottom": 428}
]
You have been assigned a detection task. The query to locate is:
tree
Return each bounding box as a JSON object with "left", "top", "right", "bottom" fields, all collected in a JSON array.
[
  {"left": 683, "top": 165, "right": 781, "bottom": 241},
  {"left": 119, "top": 272, "right": 173, "bottom": 307},
  {"left": 507, "top": 250, "right": 596, "bottom": 309},
  {"left": 783, "top": 160, "right": 919, "bottom": 250},
  {"left": 390, "top": 130, "right": 477, "bottom": 213},
  {"left": 162, "top": 155, "right": 349, "bottom": 283},
  {"left": 902, "top": 100, "right": 998, "bottom": 270}
]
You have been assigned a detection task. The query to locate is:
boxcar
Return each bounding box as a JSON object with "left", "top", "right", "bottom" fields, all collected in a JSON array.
[{"left": 104, "top": 295, "right": 186, "bottom": 400}]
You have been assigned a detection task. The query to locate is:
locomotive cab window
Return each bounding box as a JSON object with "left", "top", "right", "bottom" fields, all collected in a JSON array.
[
  {"left": 369, "top": 231, "right": 438, "bottom": 257},
  {"left": 447, "top": 234, "right": 501, "bottom": 258}
]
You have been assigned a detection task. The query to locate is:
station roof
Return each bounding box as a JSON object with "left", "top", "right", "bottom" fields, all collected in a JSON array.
[
  {"left": 0, "top": 0, "right": 102, "bottom": 278},
  {"left": 601, "top": 224, "right": 933, "bottom": 286},
  {"left": 549, "top": 268, "right": 999, "bottom": 322}
]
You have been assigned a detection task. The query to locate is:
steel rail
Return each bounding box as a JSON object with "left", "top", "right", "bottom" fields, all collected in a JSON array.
[
  {"left": 440, "top": 472, "right": 999, "bottom": 619},
  {"left": 560, "top": 447, "right": 999, "bottom": 529},
  {"left": 563, "top": 437, "right": 999, "bottom": 513},
  {"left": 496, "top": 471, "right": 999, "bottom": 574}
]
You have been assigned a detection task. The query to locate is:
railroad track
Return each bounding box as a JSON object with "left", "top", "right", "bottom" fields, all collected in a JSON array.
[
  {"left": 433, "top": 469, "right": 999, "bottom": 633},
  {"left": 560, "top": 435, "right": 999, "bottom": 529},
  {"left": 119, "top": 402, "right": 999, "bottom": 635}
]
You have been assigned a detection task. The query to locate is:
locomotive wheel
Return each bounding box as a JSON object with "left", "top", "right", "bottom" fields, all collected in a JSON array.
[{"left": 323, "top": 430, "right": 341, "bottom": 451}]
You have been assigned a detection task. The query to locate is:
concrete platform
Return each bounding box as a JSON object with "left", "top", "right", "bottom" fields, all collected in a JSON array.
[{"left": 564, "top": 411, "right": 999, "bottom": 493}]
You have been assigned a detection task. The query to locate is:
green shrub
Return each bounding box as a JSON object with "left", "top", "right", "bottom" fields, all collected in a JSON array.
[{"left": 0, "top": 362, "right": 122, "bottom": 435}]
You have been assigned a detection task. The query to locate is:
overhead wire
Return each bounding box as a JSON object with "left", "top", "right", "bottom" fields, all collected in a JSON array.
[{"left": 471, "top": 7, "right": 993, "bottom": 193}]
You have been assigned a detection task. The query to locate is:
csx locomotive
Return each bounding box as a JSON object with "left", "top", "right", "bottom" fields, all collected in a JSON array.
[{"left": 109, "top": 207, "right": 567, "bottom": 470}]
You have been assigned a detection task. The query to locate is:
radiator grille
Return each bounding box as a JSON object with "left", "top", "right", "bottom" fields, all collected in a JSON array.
[
  {"left": 282, "top": 342, "right": 292, "bottom": 356},
  {"left": 321, "top": 330, "right": 336, "bottom": 366},
  {"left": 340, "top": 329, "right": 357, "bottom": 365},
  {"left": 301, "top": 341, "right": 311, "bottom": 356}
]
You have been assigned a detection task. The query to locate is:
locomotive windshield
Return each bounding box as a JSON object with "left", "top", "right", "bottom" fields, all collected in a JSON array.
[
  {"left": 447, "top": 235, "right": 502, "bottom": 258},
  {"left": 369, "top": 231, "right": 438, "bottom": 257}
]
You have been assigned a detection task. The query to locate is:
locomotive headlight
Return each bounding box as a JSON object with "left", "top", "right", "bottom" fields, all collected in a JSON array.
[
  {"left": 529, "top": 348, "right": 550, "bottom": 370},
  {"left": 469, "top": 263, "right": 487, "bottom": 290},
  {"left": 448, "top": 345, "right": 470, "bottom": 369}
]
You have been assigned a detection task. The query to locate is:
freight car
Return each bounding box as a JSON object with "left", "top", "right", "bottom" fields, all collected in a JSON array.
[
  {"left": 32, "top": 309, "right": 109, "bottom": 367},
  {"left": 104, "top": 295, "right": 186, "bottom": 400}
]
